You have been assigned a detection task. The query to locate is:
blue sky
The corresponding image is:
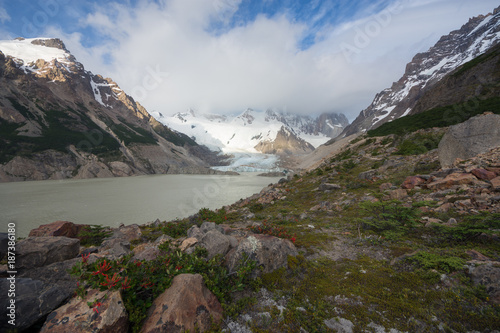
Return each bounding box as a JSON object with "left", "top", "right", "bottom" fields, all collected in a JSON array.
[{"left": 0, "top": 0, "right": 498, "bottom": 119}]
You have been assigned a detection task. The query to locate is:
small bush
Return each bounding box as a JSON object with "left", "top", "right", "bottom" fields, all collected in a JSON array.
[
  {"left": 405, "top": 251, "right": 465, "bottom": 274},
  {"left": 359, "top": 200, "right": 420, "bottom": 239},
  {"left": 78, "top": 225, "right": 112, "bottom": 247}
]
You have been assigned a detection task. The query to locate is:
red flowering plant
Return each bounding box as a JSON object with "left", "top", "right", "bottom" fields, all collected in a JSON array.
[
  {"left": 70, "top": 241, "right": 258, "bottom": 333},
  {"left": 248, "top": 221, "right": 297, "bottom": 244}
]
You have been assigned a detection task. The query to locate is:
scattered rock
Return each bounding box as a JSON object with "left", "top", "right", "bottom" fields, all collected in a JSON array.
[
  {"left": 426, "top": 173, "right": 477, "bottom": 190},
  {"left": 141, "top": 274, "right": 223, "bottom": 333},
  {"left": 40, "top": 289, "right": 128, "bottom": 333},
  {"left": 16, "top": 237, "right": 80, "bottom": 270},
  {"left": 438, "top": 113, "right": 500, "bottom": 168},
  {"left": 28, "top": 221, "right": 86, "bottom": 238},
  {"left": 401, "top": 176, "right": 426, "bottom": 189}
]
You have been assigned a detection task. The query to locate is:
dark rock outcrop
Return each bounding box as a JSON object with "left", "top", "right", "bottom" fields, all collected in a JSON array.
[{"left": 16, "top": 236, "right": 80, "bottom": 270}]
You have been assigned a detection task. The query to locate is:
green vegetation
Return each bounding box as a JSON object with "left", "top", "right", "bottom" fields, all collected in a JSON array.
[
  {"left": 394, "top": 131, "right": 444, "bottom": 155},
  {"left": 72, "top": 243, "right": 258, "bottom": 333},
  {"left": 77, "top": 225, "right": 112, "bottom": 247},
  {"left": 368, "top": 96, "right": 500, "bottom": 137}
]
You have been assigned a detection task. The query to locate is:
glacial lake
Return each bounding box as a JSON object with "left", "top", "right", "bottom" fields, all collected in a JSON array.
[{"left": 0, "top": 173, "right": 281, "bottom": 238}]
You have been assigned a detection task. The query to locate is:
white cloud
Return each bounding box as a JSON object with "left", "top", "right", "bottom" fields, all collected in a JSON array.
[
  {"left": 43, "top": 0, "right": 500, "bottom": 121},
  {"left": 0, "top": 7, "right": 10, "bottom": 24}
]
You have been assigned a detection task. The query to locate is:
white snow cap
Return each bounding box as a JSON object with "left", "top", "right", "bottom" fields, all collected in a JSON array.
[{"left": 0, "top": 38, "right": 71, "bottom": 65}]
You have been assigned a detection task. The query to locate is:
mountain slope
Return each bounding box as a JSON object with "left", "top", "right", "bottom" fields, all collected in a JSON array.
[
  {"left": 340, "top": 6, "right": 500, "bottom": 137},
  {"left": 0, "top": 38, "right": 223, "bottom": 182}
]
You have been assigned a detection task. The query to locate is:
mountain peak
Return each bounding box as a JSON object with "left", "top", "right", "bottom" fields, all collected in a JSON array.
[{"left": 340, "top": 6, "right": 500, "bottom": 137}]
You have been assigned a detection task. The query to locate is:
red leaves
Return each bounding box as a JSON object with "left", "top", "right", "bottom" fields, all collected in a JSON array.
[
  {"left": 100, "top": 272, "right": 122, "bottom": 289},
  {"left": 81, "top": 253, "right": 90, "bottom": 264}
]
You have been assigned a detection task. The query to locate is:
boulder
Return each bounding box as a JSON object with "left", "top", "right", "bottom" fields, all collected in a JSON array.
[
  {"left": 111, "top": 224, "right": 142, "bottom": 242},
  {"left": 438, "top": 114, "right": 500, "bottom": 168},
  {"left": 132, "top": 243, "right": 160, "bottom": 261},
  {"left": 401, "top": 176, "right": 426, "bottom": 190},
  {"left": 0, "top": 278, "right": 67, "bottom": 332},
  {"left": 18, "top": 257, "right": 80, "bottom": 303},
  {"left": 187, "top": 225, "right": 204, "bottom": 241},
  {"left": 200, "top": 230, "right": 230, "bottom": 259},
  {"left": 99, "top": 238, "right": 131, "bottom": 259},
  {"left": 16, "top": 237, "right": 80, "bottom": 270},
  {"left": 200, "top": 221, "right": 224, "bottom": 234},
  {"left": 471, "top": 169, "right": 497, "bottom": 181},
  {"left": 179, "top": 237, "right": 198, "bottom": 252},
  {"left": 469, "top": 263, "right": 500, "bottom": 304},
  {"left": 40, "top": 289, "right": 128, "bottom": 333},
  {"left": 28, "top": 221, "right": 85, "bottom": 238},
  {"left": 140, "top": 274, "right": 223, "bottom": 333},
  {"left": 225, "top": 234, "right": 298, "bottom": 276}
]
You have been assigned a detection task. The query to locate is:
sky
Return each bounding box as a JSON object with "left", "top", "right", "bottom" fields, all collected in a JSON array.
[{"left": 0, "top": 0, "right": 498, "bottom": 121}]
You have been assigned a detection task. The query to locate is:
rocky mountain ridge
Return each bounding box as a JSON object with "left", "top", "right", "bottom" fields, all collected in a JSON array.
[
  {"left": 340, "top": 5, "right": 500, "bottom": 137},
  {"left": 155, "top": 108, "right": 349, "bottom": 154},
  {"left": 0, "top": 38, "right": 225, "bottom": 182}
]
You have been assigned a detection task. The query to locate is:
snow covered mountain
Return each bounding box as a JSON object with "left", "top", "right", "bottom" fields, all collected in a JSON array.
[
  {"left": 0, "top": 38, "right": 223, "bottom": 181},
  {"left": 153, "top": 108, "right": 348, "bottom": 154},
  {"left": 341, "top": 6, "right": 500, "bottom": 137}
]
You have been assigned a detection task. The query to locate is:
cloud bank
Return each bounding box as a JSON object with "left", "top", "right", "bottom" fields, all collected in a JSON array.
[{"left": 42, "top": 0, "right": 499, "bottom": 120}]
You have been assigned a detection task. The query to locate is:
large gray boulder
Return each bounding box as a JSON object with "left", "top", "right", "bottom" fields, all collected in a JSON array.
[
  {"left": 438, "top": 113, "right": 500, "bottom": 167},
  {"left": 0, "top": 278, "right": 67, "bottom": 331},
  {"left": 200, "top": 230, "right": 230, "bottom": 259},
  {"left": 225, "top": 234, "right": 298, "bottom": 276},
  {"left": 16, "top": 236, "right": 80, "bottom": 270}
]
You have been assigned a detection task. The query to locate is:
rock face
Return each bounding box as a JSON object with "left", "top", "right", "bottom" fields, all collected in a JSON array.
[
  {"left": 40, "top": 289, "right": 128, "bottom": 333},
  {"left": 438, "top": 114, "right": 500, "bottom": 167},
  {"left": 226, "top": 234, "right": 298, "bottom": 275},
  {"left": 16, "top": 236, "right": 80, "bottom": 270},
  {"left": 28, "top": 220, "right": 85, "bottom": 238},
  {"left": 140, "top": 274, "right": 223, "bottom": 333},
  {"left": 0, "top": 278, "right": 68, "bottom": 332},
  {"left": 254, "top": 126, "right": 315, "bottom": 155}
]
